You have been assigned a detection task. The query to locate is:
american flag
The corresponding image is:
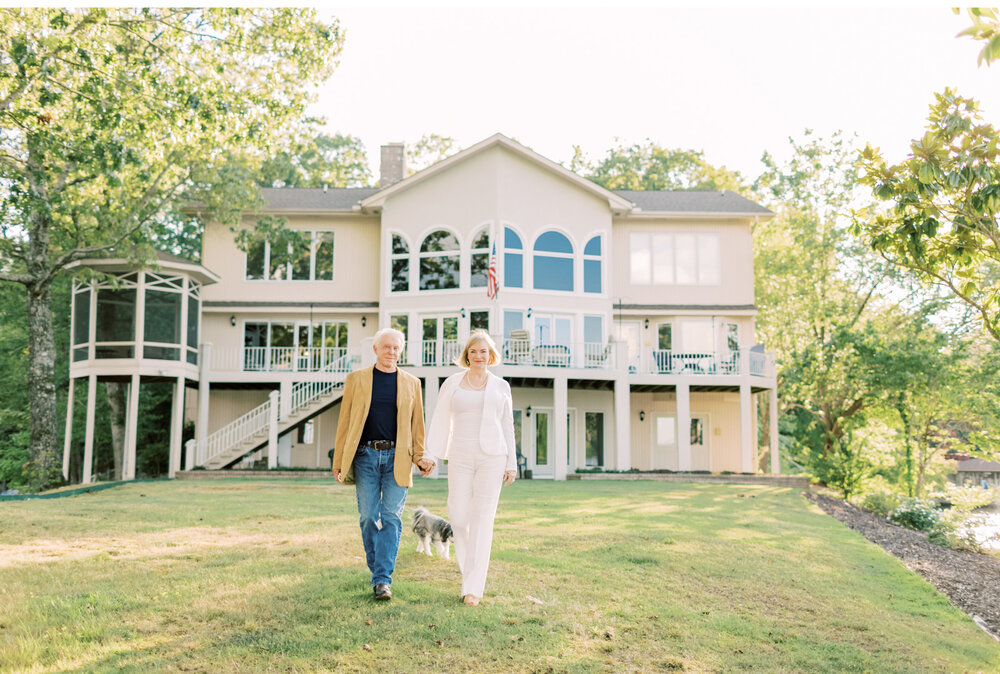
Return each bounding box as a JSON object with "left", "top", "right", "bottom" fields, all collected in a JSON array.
[{"left": 487, "top": 243, "right": 499, "bottom": 299}]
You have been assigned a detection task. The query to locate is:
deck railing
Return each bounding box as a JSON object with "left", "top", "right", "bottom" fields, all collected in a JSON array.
[{"left": 211, "top": 347, "right": 352, "bottom": 373}]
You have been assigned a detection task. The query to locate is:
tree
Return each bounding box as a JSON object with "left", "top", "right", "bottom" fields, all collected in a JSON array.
[
  {"left": 406, "top": 133, "right": 458, "bottom": 176},
  {"left": 259, "top": 129, "right": 371, "bottom": 188},
  {"left": 573, "top": 140, "right": 745, "bottom": 192},
  {"left": 855, "top": 90, "right": 1000, "bottom": 343},
  {"left": 0, "top": 8, "right": 343, "bottom": 489}
]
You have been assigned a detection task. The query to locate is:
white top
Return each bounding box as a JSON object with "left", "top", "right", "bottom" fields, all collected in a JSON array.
[{"left": 451, "top": 386, "right": 486, "bottom": 444}]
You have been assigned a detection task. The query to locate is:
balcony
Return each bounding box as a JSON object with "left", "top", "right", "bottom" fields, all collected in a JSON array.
[{"left": 212, "top": 347, "right": 356, "bottom": 373}]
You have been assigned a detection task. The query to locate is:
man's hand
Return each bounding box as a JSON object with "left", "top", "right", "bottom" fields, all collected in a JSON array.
[
  {"left": 416, "top": 458, "right": 435, "bottom": 477},
  {"left": 333, "top": 469, "right": 343, "bottom": 484}
]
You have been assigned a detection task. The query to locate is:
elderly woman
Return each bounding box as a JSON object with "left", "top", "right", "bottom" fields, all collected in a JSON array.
[{"left": 425, "top": 329, "right": 517, "bottom": 606}]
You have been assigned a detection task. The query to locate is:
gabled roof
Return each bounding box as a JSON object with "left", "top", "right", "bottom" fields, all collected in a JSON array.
[
  {"left": 359, "top": 133, "right": 635, "bottom": 214},
  {"left": 956, "top": 458, "right": 1000, "bottom": 472},
  {"left": 616, "top": 190, "right": 773, "bottom": 217}
]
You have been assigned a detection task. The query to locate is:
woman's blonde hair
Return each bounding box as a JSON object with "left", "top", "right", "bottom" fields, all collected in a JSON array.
[{"left": 455, "top": 329, "right": 501, "bottom": 368}]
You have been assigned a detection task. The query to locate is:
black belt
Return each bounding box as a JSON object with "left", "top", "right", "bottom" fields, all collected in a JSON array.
[{"left": 364, "top": 440, "right": 395, "bottom": 450}]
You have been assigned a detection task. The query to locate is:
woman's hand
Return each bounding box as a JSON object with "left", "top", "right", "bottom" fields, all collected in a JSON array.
[{"left": 503, "top": 470, "right": 516, "bottom": 486}]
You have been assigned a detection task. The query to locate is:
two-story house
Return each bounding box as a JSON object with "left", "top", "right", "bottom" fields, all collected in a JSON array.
[{"left": 63, "top": 134, "right": 778, "bottom": 482}]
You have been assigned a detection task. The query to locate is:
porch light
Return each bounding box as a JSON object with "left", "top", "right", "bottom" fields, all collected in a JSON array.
[
  {"left": 461, "top": 307, "right": 466, "bottom": 318},
  {"left": 639, "top": 410, "right": 645, "bottom": 421},
  {"left": 644, "top": 319, "right": 649, "bottom": 329},
  {"left": 526, "top": 406, "right": 532, "bottom": 417},
  {"left": 527, "top": 307, "right": 532, "bottom": 318},
  {"left": 230, "top": 315, "right": 236, "bottom": 327},
  {"left": 361, "top": 316, "right": 367, "bottom": 327}
]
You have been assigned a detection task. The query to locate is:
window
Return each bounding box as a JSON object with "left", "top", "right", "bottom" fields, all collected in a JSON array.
[
  {"left": 391, "top": 234, "right": 409, "bottom": 292},
  {"left": 657, "top": 323, "right": 673, "bottom": 350},
  {"left": 390, "top": 314, "right": 408, "bottom": 341},
  {"left": 533, "top": 231, "right": 573, "bottom": 292},
  {"left": 322, "top": 322, "right": 348, "bottom": 349},
  {"left": 725, "top": 322, "right": 739, "bottom": 352},
  {"left": 419, "top": 230, "right": 460, "bottom": 290},
  {"left": 585, "top": 412, "right": 604, "bottom": 467},
  {"left": 95, "top": 287, "right": 135, "bottom": 358},
  {"left": 691, "top": 418, "right": 704, "bottom": 446},
  {"left": 583, "top": 315, "right": 603, "bottom": 345},
  {"left": 470, "top": 311, "right": 489, "bottom": 331},
  {"left": 535, "top": 413, "right": 548, "bottom": 465},
  {"left": 245, "top": 231, "right": 335, "bottom": 281},
  {"left": 504, "top": 227, "right": 523, "bottom": 289},
  {"left": 630, "top": 233, "right": 720, "bottom": 286},
  {"left": 470, "top": 228, "right": 490, "bottom": 288},
  {"left": 298, "top": 420, "right": 314, "bottom": 445},
  {"left": 583, "top": 235, "right": 602, "bottom": 294},
  {"left": 533, "top": 313, "right": 571, "bottom": 346},
  {"left": 144, "top": 287, "right": 182, "bottom": 360},
  {"left": 73, "top": 289, "right": 90, "bottom": 346},
  {"left": 503, "top": 310, "right": 523, "bottom": 338}
]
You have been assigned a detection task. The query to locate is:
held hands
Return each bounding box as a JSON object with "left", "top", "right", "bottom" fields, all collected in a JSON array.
[
  {"left": 416, "top": 458, "right": 436, "bottom": 477},
  {"left": 333, "top": 469, "right": 343, "bottom": 484},
  {"left": 503, "top": 470, "right": 516, "bottom": 486}
]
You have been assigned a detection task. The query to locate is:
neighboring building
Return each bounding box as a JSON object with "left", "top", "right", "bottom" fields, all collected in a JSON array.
[
  {"left": 953, "top": 459, "right": 1000, "bottom": 488},
  {"left": 63, "top": 134, "right": 778, "bottom": 482}
]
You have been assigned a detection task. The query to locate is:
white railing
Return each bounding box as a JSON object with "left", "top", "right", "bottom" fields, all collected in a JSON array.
[
  {"left": 210, "top": 347, "right": 352, "bottom": 373},
  {"left": 645, "top": 348, "right": 773, "bottom": 377},
  {"left": 289, "top": 379, "right": 344, "bottom": 417},
  {"left": 203, "top": 398, "right": 272, "bottom": 465},
  {"left": 421, "top": 339, "right": 460, "bottom": 367}
]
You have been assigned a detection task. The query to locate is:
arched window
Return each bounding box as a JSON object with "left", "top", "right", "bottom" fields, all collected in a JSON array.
[
  {"left": 584, "top": 235, "right": 602, "bottom": 294},
  {"left": 419, "top": 230, "right": 460, "bottom": 290},
  {"left": 533, "top": 231, "right": 574, "bottom": 292},
  {"left": 391, "top": 234, "right": 410, "bottom": 292},
  {"left": 504, "top": 226, "right": 523, "bottom": 288},
  {"left": 470, "top": 227, "right": 490, "bottom": 288}
]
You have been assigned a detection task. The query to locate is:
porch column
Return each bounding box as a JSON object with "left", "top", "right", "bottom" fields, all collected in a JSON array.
[
  {"left": 62, "top": 378, "right": 75, "bottom": 481},
  {"left": 196, "top": 342, "right": 211, "bottom": 466},
  {"left": 553, "top": 376, "right": 568, "bottom": 480},
  {"left": 168, "top": 376, "right": 185, "bottom": 478},
  {"left": 740, "top": 383, "right": 754, "bottom": 473},
  {"left": 82, "top": 374, "right": 97, "bottom": 484},
  {"left": 267, "top": 389, "right": 279, "bottom": 469},
  {"left": 613, "top": 377, "right": 631, "bottom": 471},
  {"left": 423, "top": 375, "right": 441, "bottom": 478},
  {"left": 769, "top": 387, "right": 780, "bottom": 474},
  {"left": 677, "top": 383, "right": 691, "bottom": 472},
  {"left": 279, "top": 380, "right": 292, "bottom": 421},
  {"left": 123, "top": 373, "right": 140, "bottom": 480}
]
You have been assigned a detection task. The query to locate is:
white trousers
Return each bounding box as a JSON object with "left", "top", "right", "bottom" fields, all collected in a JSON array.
[{"left": 447, "top": 445, "right": 506, "bottom": 599}]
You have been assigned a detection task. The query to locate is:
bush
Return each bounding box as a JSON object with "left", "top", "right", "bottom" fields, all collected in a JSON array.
[
  {"left": 862, "top": 490, "right": 903, "bottom": 518},
  {"left": 889, "top": 498, "right": 941, "bottom": 532},
  {"left": 932, "top": 483, "right": 999, "bottom": 515}
]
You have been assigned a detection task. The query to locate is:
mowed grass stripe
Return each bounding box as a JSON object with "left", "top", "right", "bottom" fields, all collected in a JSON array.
[{"left": 0, "top": 479, "right": 996, "bottom": 672}]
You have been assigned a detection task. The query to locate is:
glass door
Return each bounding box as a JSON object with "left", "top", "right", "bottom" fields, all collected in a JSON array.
[
  {"left": 691, "top": 414, "right": 710, "bottom": 471},
  {"left": 532, "top": 314, "right": 572, "bottom": 366},
  {"left": 295, "top": 322, "right": 314, "bottom": 371},
  {"left": 532, "top": 410, "right": 553, "bottom": 477},
  {"left": 614, "top": 321, "right": 642, "bottom": 373},
  {"left": 421, "top": 315, "right": 459, "bottom": 366}
]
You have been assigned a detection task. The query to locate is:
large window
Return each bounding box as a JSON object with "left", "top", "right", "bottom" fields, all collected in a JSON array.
[
  {"left": 470, "top": 310, "right": 489, "bottom": 331},
  {"left": 630, "top": 233, "right": 720, "bottom": 286},
  {"left": 419, "top": 230, "right": 460, "bottom": 290},
  {"left": 583, "top": 315, "right": 603, "bottom": 345},
  {"left": 245, "top": 231, "right": 335, "bottom": 281},
  {"left": 533, "top": 231, "right": 573, "bottom": 292},
  {"left": 658, "top": 323, "right": 673, "bottom": 350},
  {"left": 73, "top": 288, "right": 91, "bottom": 362},
  {"left": 95, "top": 287, "right": 136, "bottom": 358},
  {"left": 583, "top": 235, "right": 602, "bottom": 294},
  {"left": 144, "top": 288, "right": 182, "bottom": 360},
  {"left": 470, "top": 228, "right": 490, "bottom": 288},
  {"left": 504, "top": 227, "right": 523, "bottom": 289},
  {"left": 391, "top": 234, "right": 410, "bottom": 292}
]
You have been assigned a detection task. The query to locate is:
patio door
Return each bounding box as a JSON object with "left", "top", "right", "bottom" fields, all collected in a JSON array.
[
  {"left": 531, "top": 410, "right": 553, "bottom": 477},
  {"left": 652, "top": 414, "right": 677, "bottom": 470},
  {"left": 421, "top": 314, "right": 459, "bottom": 366},
  {"left": 295, "top": 322, "right": 316, "bottom": 371},
  {"left": 691, "top": 414, "right": 710, "bottom": 471},
  {"left": 614, "top": 321, "right": 642, "bottom": 372}
]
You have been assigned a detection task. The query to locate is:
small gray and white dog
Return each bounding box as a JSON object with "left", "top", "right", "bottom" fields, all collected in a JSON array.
[{"left": 411, "top": 506, "right": 453, "bottom": 559}]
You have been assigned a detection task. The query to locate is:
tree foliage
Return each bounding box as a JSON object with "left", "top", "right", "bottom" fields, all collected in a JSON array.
[
  {"left": 259, "top": 129, "right": 371, "bottom": 189},
  {"left": 0, "top": 8, "right": 343, "bottom": 488},
  {"left": 405, "top": 133, "right": 458, "bottom": 176},
  {"left": 855, "top": 90, "right": 1000, "bottom": 342},
  {"left": 573, "top": 140, "right": 745, "bottom": 192}
]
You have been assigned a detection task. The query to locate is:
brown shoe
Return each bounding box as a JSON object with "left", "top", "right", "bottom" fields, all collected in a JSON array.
[{"left": 374, "top": 584, "right": 392, "bottom": 601}]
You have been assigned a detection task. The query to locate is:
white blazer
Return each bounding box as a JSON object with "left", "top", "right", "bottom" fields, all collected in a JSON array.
[{"left": 426, "top": 371, "right": 517, "bottom": 472}]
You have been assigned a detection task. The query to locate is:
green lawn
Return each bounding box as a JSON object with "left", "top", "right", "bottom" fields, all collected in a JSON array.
[{"left": 0, "top": 479, "right": 997, "bottom": 673}]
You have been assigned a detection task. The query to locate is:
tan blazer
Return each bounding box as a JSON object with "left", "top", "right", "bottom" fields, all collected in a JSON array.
[{"left": 332, "top": 365, "right": 425, "bottom": 488}]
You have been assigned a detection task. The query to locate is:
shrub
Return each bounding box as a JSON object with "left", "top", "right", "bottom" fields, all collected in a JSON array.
[
  {"left": 889, "top": 498, "right": 941, "bottom": 532},
  {"left": 862, "top": 490, "right": 903, "bottom": 518}
]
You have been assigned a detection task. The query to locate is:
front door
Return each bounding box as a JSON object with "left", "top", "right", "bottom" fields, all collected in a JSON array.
[
  {"left": 690, "top": 414, "right": 710, "bottom": 471},
  {"left": 652, "top": 414, "right": 677, "bottom": 470},
  {"left": 614, "top": 321, "right": 642, "bottom": 372}
]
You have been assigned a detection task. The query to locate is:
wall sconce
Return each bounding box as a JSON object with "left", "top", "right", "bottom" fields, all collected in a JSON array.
[
  {"left": 460, "top": 307, "right": 466, "bottom": 318},
  {"left": 230, "top": 315, "right": 236, "bottom": 327},
  {"left": 361, "top": 316, "right": 367, "bottom": 327},
  {"left": 639, "top": 410, "right": 645, "bottom": 421},
  {"left": 644, "top": 319, "right": 649, "bottom": 329},
  {"left": 525, "top": 406, "right": 532, "bottom": 417},
  {"left": 526, "top": 307, "right": 532, "bottom": 318}
]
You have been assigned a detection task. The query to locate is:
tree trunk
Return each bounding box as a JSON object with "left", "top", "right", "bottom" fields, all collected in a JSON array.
[
  {"left": 25, "top": 281, "right": 59, "bottom": 488},
  {"left": 105, "top": 382, "right": 127, "bottom": 480}
]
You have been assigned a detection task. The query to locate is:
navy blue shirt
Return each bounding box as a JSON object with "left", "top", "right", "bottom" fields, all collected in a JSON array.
[{"left": 360, "top": 368, "right": 397, "bottom": 443}]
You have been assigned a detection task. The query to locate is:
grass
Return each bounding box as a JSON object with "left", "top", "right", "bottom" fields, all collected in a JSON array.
[{"left": 0, "top": 479, "right": 997, "bottom": 673}]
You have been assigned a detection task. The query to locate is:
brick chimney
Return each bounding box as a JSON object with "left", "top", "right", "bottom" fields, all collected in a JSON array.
[{"left": 379, "top": 143, "right": 406, "bottom": 188}]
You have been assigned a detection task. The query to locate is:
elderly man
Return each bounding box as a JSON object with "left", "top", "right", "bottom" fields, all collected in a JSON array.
[{"left": 333, "top": 328, "right": 433, "bottom": 601}]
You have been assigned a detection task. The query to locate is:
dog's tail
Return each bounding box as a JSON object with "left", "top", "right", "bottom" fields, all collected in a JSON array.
[{"left": 411, "top": 505, "right": 428, "bottom": 529}]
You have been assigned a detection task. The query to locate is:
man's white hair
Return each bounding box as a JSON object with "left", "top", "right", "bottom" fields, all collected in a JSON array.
[{"left": 373, "top": 327, "right": 405, "bottom": 347}]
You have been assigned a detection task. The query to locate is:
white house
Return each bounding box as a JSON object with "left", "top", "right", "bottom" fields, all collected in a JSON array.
[{"left": 63, "top": 133, "right": 778, "bottom": 482}]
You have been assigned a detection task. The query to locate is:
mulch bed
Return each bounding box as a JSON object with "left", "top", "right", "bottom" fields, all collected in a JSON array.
[{"left": 806, "top": 491, "right": 1000, "bottom": 641}]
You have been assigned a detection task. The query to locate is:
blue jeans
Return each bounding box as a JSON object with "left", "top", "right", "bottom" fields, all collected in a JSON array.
[{"left": 353, "top": 445, "right": 408, "bottom": 586}]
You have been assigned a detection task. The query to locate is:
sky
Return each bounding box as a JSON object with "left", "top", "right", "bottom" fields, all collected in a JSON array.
[{"left": 309, "top": 7, "right": 1000, "bottom": 183}]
